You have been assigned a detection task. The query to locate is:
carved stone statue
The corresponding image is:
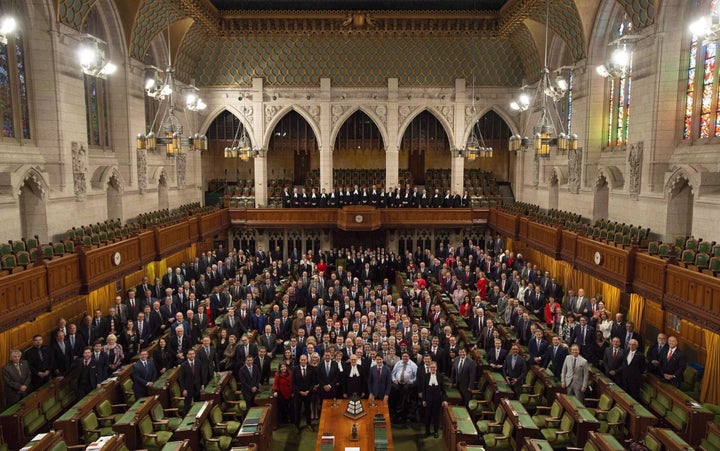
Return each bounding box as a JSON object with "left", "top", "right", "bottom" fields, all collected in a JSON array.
[
  {"left": 628, "top": 142, "right": 643, "bottom": 200},
  {"left": 568, "top": 148, "right": 582, "bottom": 194},
  {"left": 71, "top": 141, "right": 87, "bottom": 201}
]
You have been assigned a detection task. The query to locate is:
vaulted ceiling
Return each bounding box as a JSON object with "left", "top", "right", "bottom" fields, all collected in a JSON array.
[{"left": 54, "top": 0, "right": 657, "bottom": 88}]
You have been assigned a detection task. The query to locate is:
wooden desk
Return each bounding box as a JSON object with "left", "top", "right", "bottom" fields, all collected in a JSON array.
[
  {"left": 456, "top": 441, "right": 489, "bottom": 451},
  {"left": 522, "top": 437, "right": 556, "bottom": 451},
  {"left": 237, "top": 405, "right": 273, "bottom": 451},
  {"left": 148, "top": 367, "right": 180, "bottom": 408},
  {"left": 173, "top": 400, "right": 213, "bottom": 450},
  {"left": 591, "top": 371, "right": 657, "bottom": 439},
  {"left": 442, "top": 405, "right": 478, "bottom": 451},
  {"left": 530, "top": 365, "right": 563, "bottom": 404},
  {"left": 585, "top": 431, "right": 626, "bottom": 450},
  {"left": 482, "top": 370, "right": 514, "bottom": 405},
  {"left": 52, "top": 386, "right": 109, "bottom": 446},
  {"left": 17, "top": 431, "right": 66, "bottom": 450},
  {"left": 200, "top": 370, "right": 232, "bottom": 404},
  {"left": 112, "top": 396, "right": 158, "bottom": 450},
  {"left": 315, "top": 399, "right": 394, "bottom": 451},
  {"left": 647, "top": 427, "right": 695, "bottom": 451},
  {"left": 556, "top": 394, "right": 600, "bottom": 445},
  {"left": 161, "top": 439, "right": 192, "bottom": 450},
  {"left": 500, "top": 399, "right": 541, "bottom": 445},
  {"left": 85, "top": 433, "right": 127, "bottom": 451}
]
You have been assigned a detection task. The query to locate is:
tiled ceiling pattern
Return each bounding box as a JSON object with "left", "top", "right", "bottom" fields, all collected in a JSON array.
[
  {"left": 510, "top": 23, "right": 543, "bottom": 83},
  {"left": 526, "top": 0, "right": 586, "bottom": 61},
  {"left": 130, "top": 0, "right": 185, "bottom": 60},
  {"left": 57, "top": 0, "right": 98, "bottom": 30},
  {"left": 175, "top": 22, "right": 207, "bottom": 84},
  {"left": 193, "top": 35, "right": 525, "bottom": 87},
  {"left": 209, "top": 0, "right": 509, "bottom": 11},
  {"left": 616, "top": 0, "right": 656, "bottom": 29}
]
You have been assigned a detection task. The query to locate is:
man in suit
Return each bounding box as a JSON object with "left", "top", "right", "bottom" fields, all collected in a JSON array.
[
  {"left": 235, "top": 335, "right": 258, "bottom": 366},
  {"left": 132, "top": 349, "right": 157, "bottom": 400},
  {"left": 528, "top": 329, "right": 548, "bottom": 366},
  {"left": 91, "top": 342, "right": 109, "bottom": 383},
  {"left": 66, "top": 324, "right": 85, "bottom": 359},
  {"left": 660, "top": 336, "right": 686, "bottom": 387},
  {"left": 621, "top": 321, "right": 643, "bottom": 350},
  {"left": 603, "top": 337, "right": 625, "bottom": 381},
  {"left": 196, "top": 336, "right": 219, "bottom": 377},
  {"left": 542, "top": 336, "right": 568, "bottom": 378},
  {"left": 616, "top": 339, "right": 646, "bottom": 399},
  {"left": 73, "top": 347, "right": 100, "bottom": 398},
  {"left": 422, "top": 361, "right": 447, "bottom": 438},
  {"left": 503, "top": 344, "right": 527, "bottom": 397},
  {"left": 610, "top": 313, "right": 626, "bottom": 341},
  {"left": 26, "top": 334, "right": 54, "bottom": 389},
  {"left": 178, "top": 349, "right": 206, "bottom": 415},
  {"left": 487, "top": 338, "right": 508, "bottom": 372},
  {"left": 561, "top": 344, "right": 589, "bottom": 402},
  {"left": 647, "top": 333, "right": 669, "bottom": 375},
  {"left": 258, "top": 325, "right": 277, "bottom": 356},
  {"left": 292, "top": 354, "right": 317, "bottom": 432},
  {"left": 255, "top": 347, "right": 272, "bottom": 385},
  {"left": 570, "top": 316, "right": 592, "bottom": 357},
  {"left": 220, "top": 309, "right": 244, "bottom": 340},
  {"left": 238, "top": 355, "right": 261, "bottom": 408},
  {"left": 368, "top": 354, "right": 392, "bottom": 403},
  {"left": 570, "top": 288, "right": 591, "bottom": 319},
  {"left": 451, "top": 347, "right": 477, "bottom": 408},
  {"left": 317, "top": 351, "right": 341, "bottom": 404},
  {"left": 2, "top": 349, "right": 31, "bottom": 405},
  {"left": 169, "top": 326, "right": 192, "bottom": 366}
]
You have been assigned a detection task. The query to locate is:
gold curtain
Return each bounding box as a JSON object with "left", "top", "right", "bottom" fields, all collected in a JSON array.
[
  {"left": 601, "top": 284, "right": 620, "bottom": 316},
  {"left": 87, "top": 282, "right": 117, "bottom": 314},
  {"left": 701, "top": 330, "right": 720, "bottom": 404},
  {"left": 628, "top": 294, "right": 646, "bottom": 331}
]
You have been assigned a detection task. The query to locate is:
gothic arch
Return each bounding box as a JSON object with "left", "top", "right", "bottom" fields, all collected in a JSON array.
[
  {"left": 396, "top": 106, "right": 454, "bottom": 149},
  {"left": 16, "top": 166, "right": 49, "bottom": 242},
  {"left": 81, "top": 0, "right": 128, "bottom": 60},
  {"left": 330, "top": 106, "right": 388, "bottom": 151},
  {"left": 90, "top": 165, "right": 124, "bottom": 191},
  {"left": 263, "top": 105, "right": 322, "bottom": 150},
  {"left": 664, "top": 165, "right": 702, "bottom": 198},
  {"left": 150, "top": 166, "right": 169, "bottom": 186},
  {"left": 14, "top": 165, "right": 50, "bottom": 200},
  {"left": 550, "top": 166, "right": 569, "bottom": 186},
  {"left": 460, "top": 106, "right": 519, "bottom": 148},
  {"left": 665, "top": 166, "right": 699, "bottom": 239},
  {"left": 200, "top": 106, "right": 255, "bottom": 144},
  {"left": 595, "top": 166, "right": 624, "bottom": 191}
]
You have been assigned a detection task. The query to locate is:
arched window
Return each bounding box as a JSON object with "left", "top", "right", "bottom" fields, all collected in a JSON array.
[
  {"left": 0, "top": 6, "right": 30, "bottom": 140},
  {"left": 83, "top": 9, "right": 110, "bottom": 148},
  {"left": 604, "top": 15, "right": 633, "bottom": 148},
  {"left": 682, "top": 0, "right": 719, "bottom": 140}
]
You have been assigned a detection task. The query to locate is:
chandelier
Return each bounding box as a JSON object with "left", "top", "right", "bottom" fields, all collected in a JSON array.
[
  {"left": 77, "top": 35, "right": 117, "bottom": 79},
  {"left": 596, "top": 21, "right": 637, "bottom": 79},
  {"left": 689, "top": 9, "right": 720, "bottom": 45},
  {"left": 465, "top": 71, "right": 493, "bottom": 160},
  {"left": 224, "top": 95, "right": 264, "bottom": 161},
  {"left": 508, "top": 0, "right": 577, "bottom": 157},
  {"left": 136, "top": 25, "right": 207, "bottom": 157}
]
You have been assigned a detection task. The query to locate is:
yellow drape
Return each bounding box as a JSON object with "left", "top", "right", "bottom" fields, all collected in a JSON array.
[
  {"left": 87, "top": 282, "right": 117, "bottom": 314},
  {"left": 701, "top": 330, "right": 720, "bottom": 404},
  {"left": 601, "top": 284, "right": 620, "bottom": 317},
  {"left": 628, "top": 294, "right": 646, "bottom": 331}
]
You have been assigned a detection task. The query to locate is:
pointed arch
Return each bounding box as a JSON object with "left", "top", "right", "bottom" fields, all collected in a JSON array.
[
  {"left": 665, "top": 166, "right": 699, "bottom": 239},
  {"left": 551, "top": 166, "right": 569, "bottom": 186},
  {"left": 14, "top": 165, "right": 50, "bottom": 200},
  {"left": 201, "top": 106, "right": 256, "bottom": 150},
  {"left": 90, "top": 165, "right": 124, "bottom": 191},
  {"left": 82, "top": 0, "right": 128, "bottom": 60},
  {"left": 665, "top": 165, "right": 702, "bottom": 198},
  {"left": 330, "top": 106, "right": 388, "bottom": 151},
  {"left": 263, "top": 105, "right": 322, "bottom": 150},
  {"left": 595, "top": 166, "right": 624, "bottom": 191},
  {"left": 460, "top": 107, "right": 518, "bottom": 149},
  {"left": 150, "top": 166, "right": 169, "bottom": 186},
  {"left": 396, "top": 106, "right": 454, "bottom": 149}
]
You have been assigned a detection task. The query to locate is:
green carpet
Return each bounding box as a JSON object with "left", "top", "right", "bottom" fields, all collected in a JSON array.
[{"left": 270, "top": 421, "right": 447, "bottom": 451}]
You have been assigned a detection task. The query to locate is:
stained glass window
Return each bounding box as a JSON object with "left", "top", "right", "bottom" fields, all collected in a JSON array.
[
  {"left": 0, "top": 12, "right": 30, "bottom": 141},
  {"left": 605, "top": 14, "right": 632, "bottom": 148},
  {"left": 83, "top": 9, "right": 110, "bottom": 148}
]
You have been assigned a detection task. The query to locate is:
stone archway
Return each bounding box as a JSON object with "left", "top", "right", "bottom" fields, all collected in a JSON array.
[
  {"left": 593, "top": 175, "right": 609, "bottom": 222},
  {"left": 666, "top": 173, "right": 694, "bottom": 239},
  {"left": 18, "top": 173, "right": 48, "bottom": 242},
  {"left": 107, "top": 173, "right": 123, "bottom": 221}
]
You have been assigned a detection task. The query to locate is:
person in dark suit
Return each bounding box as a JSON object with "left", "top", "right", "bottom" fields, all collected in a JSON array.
[
  {"left": 342, "top": 352, "right": 366, "bottom": 398},
  {"left": 528, "top": 329, "right": 548, "bottom": 366},
  {"left": 616, "top": 339, "right": 646, "bottom": 399},
  {"left": 255, "top": 347, "right": 272, "bottom": 385},
  {"left": 368, "top": 354, "right": 392, "bottom": 403},
  {"left": 620, "top": 321, "right": 643, "bottom": 350},
  {"left": 660, "top": 336, "right": 686, "bottom": 388},
  {"left": 422, "top": 362, "right": 447, "bottom": 438},
  {"left": 258, "top": 325, "right": 278, "bottom": 356},
  {"left": 26, "top": 334, "right": 54, "bottom": 389},
  {"left": 238, "top": 355, "right": 261, "bottom": 407},
  {"left": 178, "top": 349, "right": 205, "bottom": 415},
  {"left": 487, "top": 338, "right": 508, "bottom": 372},
  {"left": 603, "top": 337, "right": 625, "bottom": 381},
  {"left": 132, "top": 349, "right": 157, "bottom": 400},
  {"left": 169, "top": 326, "right": 192, "bottom": 366},
  {"left": 570, "top": 316, "right": 593, "bottom": 357},
  {"left": 2, "top": 349, "right": 31, "bottom": 405},
  {"left": 503, "top": 344, "right": 527, "bottom": 398},
  {"left": 292, "top": 354, "right": 317, "bottom": 432},
  {"left": 451, "top": 347, "right": 477, "bottom": 408},
  {"left": 646, "top": 333, "right": 669, "bottom": 375},
  {"left": 317, "top": 351, "right": 341, "bottom": 403},
  {"left": 73, "top": 348, "right": 100, "bottom": 398},
  {"left": 91, "top": 342, "right": 109, "bottom": 383},
  {"left": 541, "top": 336, "right": 568, "bottom": 378},
  {"left": 50, "top": 330, "right": 72, "bottom": 377},
  {"left": 196, "top": 336, "right": 219, "bottom": 378},
  {"left": 515, "top": 313, "right": 533, "bottom": 346},
  {"left": 609, "top": 313, "right": 626, "bottom": 341}
]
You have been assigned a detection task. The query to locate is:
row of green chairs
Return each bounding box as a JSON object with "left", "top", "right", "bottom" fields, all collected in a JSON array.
[{"left": 501, "top": 201, "right": 541, "bottom": 216}]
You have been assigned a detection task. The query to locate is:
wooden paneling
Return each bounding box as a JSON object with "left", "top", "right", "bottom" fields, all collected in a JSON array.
[
  {"left": 574, "top": 237, "right": 632, "bottom": 290},
  {"left": 664, "top": 265, "right": 720, "bottom": 334},
  {"left": 0, "top": 266, "right": 49, "bottom": 332},
  {"left": 187, "top": 215, "right": 201, "bottom": 242},
  {"left": 45, "top": 254, "right": 81, "bottom": 305},
  {"left": 155, "top": 222, "right": 191, "bottom": 260},
  {"left": 560, "top": 229, "right": 577, "bottom": 263},
  {"left": 338, "top": 206, "right": 382, "bottom": 231},
  {"left": 491, "top": 209, "right": 519, "bottom": 239},
  {"left": 632, "top": 253, "right": 666, "bottom": 301},
  {"left": 526, "top": 221, "right": 561, "bottom": 259},
  {"left": 199, "top": 209, "right": 228, "bottom": 239},
  {"left": 382, "top": 208, "right": 475, "bottom": 228},
  {"left": 80, "top": 238, "right": 142, "bottom": 293},
  {"left": 138, "top": 230, "right": 156, "bottom": 265},
  {"left": 518, "top": 217, "right": 529, "bottom": 242}
]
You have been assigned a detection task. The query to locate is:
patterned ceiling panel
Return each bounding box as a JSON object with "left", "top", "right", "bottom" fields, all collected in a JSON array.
[
  {"left": 130, "top": 0, "right": 186, "bottom": 60},
  {"left": 509, "top": 23, "right": 542, "bottom": 83},
  {"left": 616, "top": 0, "right": 656, "bottom": 29},
  {"left": 525, "top": 0, "right": 586, "bottom": 61},
  {"left": 192, "top": 35, "right": 524, "bottom": 87},
  {"left": 57, "top": 0, "right": 98, "bottom": 30},
  {"left": 175, "top": 22, "right": 208, "bottom": 84}
]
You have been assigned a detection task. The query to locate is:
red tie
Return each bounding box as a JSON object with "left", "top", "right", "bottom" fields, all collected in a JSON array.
[
  {"left": 667, "top": 349, "right": 673, "bottom": 361},
  {"left": 613, "top": 349, "right": 617, "bottom": 360}
]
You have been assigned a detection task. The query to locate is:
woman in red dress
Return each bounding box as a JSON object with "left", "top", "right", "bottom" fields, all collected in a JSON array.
[{"left": 272, "top": 362, "right": 293, "bottom": 424}]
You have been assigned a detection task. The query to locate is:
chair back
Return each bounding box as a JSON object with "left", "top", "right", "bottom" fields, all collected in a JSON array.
[
  {"left": 138, "top": 415, "right": 153, "bottom": 435},
  {"left": 560, "top": 413, "right": 574, "bottom": 432}
]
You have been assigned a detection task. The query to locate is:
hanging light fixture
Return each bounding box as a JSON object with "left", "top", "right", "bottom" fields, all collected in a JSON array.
[
  {"left": 77, "top": 35, "right": 117, "bottom": 79},
  {"left": 508, "top": 0, "right": 578, "bottom": 157},
  {"left": 595, "top": 22, "right": 639, "bottom": 80},
  {"left": 224, "top": 94, "right": 253, "bottom": 160},
  {"left": 689, "top": 9, "right": 720, "bottom": 45},
  {"left": 465, "top": 71, "right": 493, "bottom": 160},
  {"left": 137, "top": 24, "right": 207, "bottom": 157},
  {"left": 0, "top": 14, "right": 16, "bottom": 45}
]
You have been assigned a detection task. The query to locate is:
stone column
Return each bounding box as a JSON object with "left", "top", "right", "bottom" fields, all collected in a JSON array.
[
  {"left": 386, "top": 145, "right": 400, "bottom": 188},
  {"left": 451, "top": 152, "right": 465, "bottom": 194},
  {"left": 319, "top": 78, "right": 333, "bottom": 190}
]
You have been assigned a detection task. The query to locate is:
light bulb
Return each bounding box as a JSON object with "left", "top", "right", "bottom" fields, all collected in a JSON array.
[
  {"left": 689, "top": 17, "right": 710, "bottom": 37},
  {"left": 596, "top": 65, "right": 610, "bottom": 78},
  {"left": 78, "top": 45, "right": 97, "bottom": 68},
  {"left": 0, "top": 16, "right": 16, "bottom": 35}
]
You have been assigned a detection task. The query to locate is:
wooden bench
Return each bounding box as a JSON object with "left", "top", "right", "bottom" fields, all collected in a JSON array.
[
  {"left": 646, "top": 427, "right": 695, "bottom": 451},
  {"left": 148, "top": 367, "right": 180, "bottom": 408},
  {"left": 173, "top": 400, "right": 213, "bottom": 450},
  {"left": 700, "top": 421, "right": 720, "bottom": 451},
  {"left": 555, "top": 394, "right": 601, "bottom": 445},
  {"left": 591, "top": 369, "right": 658, "bottom": 439},
  {"left": 584, "top": 430, "right": 626, "bottom": 451},
  {"left": 482, "top": 369, "right": 515, "bottom": 405},
  {"left": 236, "top": 405, "right": 273, "bottom": 451},
  {"left": 500, "top": 398, "right": 542, "bottom": 445},
  {"left": 111, "top": 396, "right": 159, "bottom": 450},
  {"left": 643, "top": 374, "right": 713, "bottom": 446},
  {"left": 442, "top": 404, "right": 479, "bottom": 451}
]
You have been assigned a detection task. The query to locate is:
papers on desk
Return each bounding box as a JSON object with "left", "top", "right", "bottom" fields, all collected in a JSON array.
[
  {"left": 344, "top": 448, "right": 360, "bottom": 451},
  {"left": 86, "top": 436, "right": 113, "bottom": 450}
]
